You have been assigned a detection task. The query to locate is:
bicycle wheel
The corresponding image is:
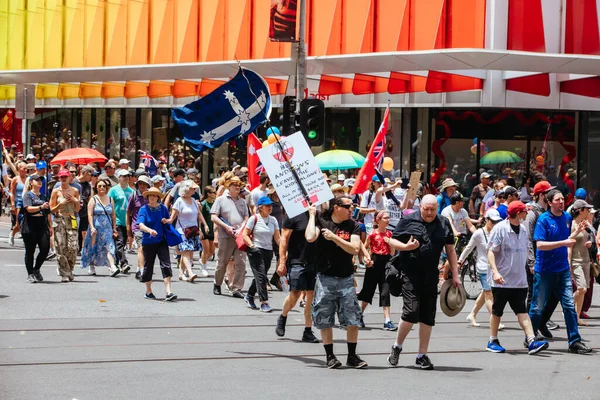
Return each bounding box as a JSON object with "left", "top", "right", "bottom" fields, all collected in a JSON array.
[{"left": 461, "top": 260, "right": 482, "bottom": 300}]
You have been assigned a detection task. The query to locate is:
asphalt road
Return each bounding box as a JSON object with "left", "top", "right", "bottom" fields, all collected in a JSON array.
[{"left": 1, "top": 217, "right": 600, "bottom": 400}]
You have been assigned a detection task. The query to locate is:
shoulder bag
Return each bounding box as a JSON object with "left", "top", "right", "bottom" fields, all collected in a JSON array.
[
  {"left": 178, "top": 200, "right": 201, "bottom": 239},
  {"left": 236, "top": 214, "right": 258, "bottom": 252}
]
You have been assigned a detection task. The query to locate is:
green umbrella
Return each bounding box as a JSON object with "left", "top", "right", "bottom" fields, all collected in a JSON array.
[
  {"left": 315, "top": 150, "right": 366, "bottom": 170},
  {"left": 480, "top": 150, "right": 523, "bottom": 165}
]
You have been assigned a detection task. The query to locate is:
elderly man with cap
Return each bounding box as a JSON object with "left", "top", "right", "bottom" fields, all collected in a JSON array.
[
  {"left": 108, "top": 169, "right": 134, "bottom": 274},
  {"left": 529, "top": 189, "right": 592, "bottom": 354},
  {"left": 436, "top": 178, "right": 459, "bottom": 214},
  {"left": 151, "top": 175, "right": 166, "bottom": 192},
  {"left": 210, "top": 175, "right": 249, "bottom": 298},
  {"left": 470, "top": 172, "right": 492, "bottom": 218},
  {"left": 486, "top": 201, "right": 549, "bottom": 354},
  {"left": 127, "top": 175, "right": 151, "bottom": 280},
  {"left": 118, "top": 159, "right": 131, "bottom": 171},
  {"left": 99, "top": 160, "right": 119, "bottom": 187}
]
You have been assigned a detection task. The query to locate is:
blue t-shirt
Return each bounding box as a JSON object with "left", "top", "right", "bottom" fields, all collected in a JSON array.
[
  {"left": 137, "top": 204, "right": 169, "bottom": 245},
  {"left": 533, "top": 211, "right": 573, "bottom": 273},
  {"left": 497, "top": 204, "right": 508, "bottom": 219},
  {"left": 437, "top": 192, "right": 451, "bottom": 214}
]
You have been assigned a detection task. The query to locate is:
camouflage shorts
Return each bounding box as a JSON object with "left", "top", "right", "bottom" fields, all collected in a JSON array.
[{"left": 312, "top": 274, "right": 362, "bottom": 330}]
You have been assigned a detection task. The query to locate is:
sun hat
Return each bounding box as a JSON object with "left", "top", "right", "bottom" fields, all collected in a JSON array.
[
  {"left": 136, "top": 175, "right": 152, "bottom": 187},
  {"left": 485, "top": 208, "right": 503, "bottom": 222},
  {"left": 438, "top": 178, "right": 459, "bottom": 192},
  {"left": 439, "top": 280, "right": 467, "bottom": 317},
  {"left": 257, "top": 196, "right": 274, "bottom": 207},
  {"left": 533, "top": 181, "right": 555, "bottom": 195},
  {"left": 330, "top": 183, "right": 344, "bottom": 192},
  {"left": 142, "top": 187, "right": 165, "bottom": 199}
]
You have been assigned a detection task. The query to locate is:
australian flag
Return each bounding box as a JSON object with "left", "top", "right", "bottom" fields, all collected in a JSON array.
[
  {"left": 139, "top": 150, "right": 158, "bottom": 177},
  {"left": 172, "top": 68, "right": 272, "bottom": 153}
]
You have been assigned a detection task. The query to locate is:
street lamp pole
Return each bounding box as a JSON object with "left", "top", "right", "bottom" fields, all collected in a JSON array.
[{"left": 295, "top": 0, "right": 307, "bottom": 114}]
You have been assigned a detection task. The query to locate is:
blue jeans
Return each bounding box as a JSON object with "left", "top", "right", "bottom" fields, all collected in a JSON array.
[{"left": 529, "top": 269, "right": 581, "bottom": 345}]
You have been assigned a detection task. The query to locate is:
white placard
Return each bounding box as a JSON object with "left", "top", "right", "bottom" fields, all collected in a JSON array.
[{"left": 257, "top": 132, "right": 333, "bottom": 218}]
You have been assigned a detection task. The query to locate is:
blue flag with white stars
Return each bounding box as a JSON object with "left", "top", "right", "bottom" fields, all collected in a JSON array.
[{"left": 172, "top": 68, "right": 272, "bottom": 153}]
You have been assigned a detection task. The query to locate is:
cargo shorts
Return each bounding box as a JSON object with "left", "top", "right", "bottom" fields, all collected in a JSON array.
[{"left": 312, "top": 273, "right": 362, "bottom": 330}]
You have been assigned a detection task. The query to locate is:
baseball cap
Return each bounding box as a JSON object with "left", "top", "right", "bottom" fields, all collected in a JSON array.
[
  {"left": 533, "top": 181, "right": 556, "bottom": 195},
  {"left": 117, "top": 169, "right": 131, "bottom": 177},
  {"left": 29, "top": 174, "right": 43, "bottom": 181},
  {"left": 485, "top": 208, "right": 502, "bottom": 222},
  {"left": 57, "top": 169, "right": 70, "bottom": 178},
  {"left": 480, "top": 172, "right": 491, "bottom": 179},
  {"left": 507, "top": 201, "right": 527, "bottom": 216},
  {"left": 36, "top": 160, "right": 47, "bottom": 170},
  {"left": 503, "top": 186, "right": 519, "bottom": 197},
  {"left": 575, "top": 188, "right": 587, "bottom": 199},
  {"left": 173, "top": 168, "right": 186, "bottom": 177},
  {"left": 257, "top": 196, "right": 274, "bottom": 207},
  {"left": 119, "top": 159, "right": 131, "bottom": 165},
  {"left": 571, "top": 199, "right": 594, "bottom": 211},
  {"left": 135, "top": 168, "right": 147, "bottom": 177},
  {"left": 151, "top": 175, "right": 166, "bottom": 183},
  {"left": 337, "top": 174, "right": 346, "bottom": 181},
  {"left": 186, "top": 168, "right": 199, "bottom": 175},
  {"left": 25, "top": 153, "right": 35, "bottom": 160},
  {"left": 372, "top": 175, "right": 381, "bottom": 183},
  {"left": 136, "top": 175, "right": 152, "bottom": 186}
]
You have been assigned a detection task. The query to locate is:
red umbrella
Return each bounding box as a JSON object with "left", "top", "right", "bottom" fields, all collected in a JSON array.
[{"left": 50, "top": 148, "right": 107, "bottom": 165}]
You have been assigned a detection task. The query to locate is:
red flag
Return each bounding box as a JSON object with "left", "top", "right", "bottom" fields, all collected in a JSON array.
[
  {"left": 350, "top": 106, "right": 390, "bottom": 195},
  {"left": 247, "top": 133, "right": 263, "bottom": 191}
]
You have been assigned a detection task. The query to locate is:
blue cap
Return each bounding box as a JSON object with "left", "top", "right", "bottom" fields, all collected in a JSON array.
[
  {"left": 371, "top": 175, "right": 381, "bottom": 183},
  {"left": 257, "top": 196, "right": 274, "bottom": 207},
  {"left": 36, "top": 160, "right": 47, "bottom": 170},
  {"left": 575, "top": 188, "right": 587, "bottom": 199}
]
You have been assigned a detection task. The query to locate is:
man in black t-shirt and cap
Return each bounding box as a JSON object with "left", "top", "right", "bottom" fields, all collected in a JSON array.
[
  {"left": 275, "top": 211, "right": 319, "bottom": 343},
  {"left": 386, "top": 194, "right": 461, "bottom": 370},
  {"left": 306, "top": 196, "right": 367, "bottom": 369}
]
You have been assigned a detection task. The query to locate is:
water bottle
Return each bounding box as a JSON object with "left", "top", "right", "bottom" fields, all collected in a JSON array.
[{"left": 280, "top": 276, "right": 289, "bottom": 294}]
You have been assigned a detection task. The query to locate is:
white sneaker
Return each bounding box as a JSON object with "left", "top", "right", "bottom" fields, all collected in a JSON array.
[
  {"left": 8, "top": 234, "right": 14, "bottom": 246},
  {"left": 498, "top": 323, "right": 505, "bottom": 330},
  {"left": 56, "top": 267, "right": 60, "bottom": 276},
  {"left": 201, "top": 268, "right": 209, "bottom": 278},
  {"left": 88, "top": 266, "right": 96, "bottom": 275},
  {"left": 466, "top": 314, "right": 480, "bottom": 327}
]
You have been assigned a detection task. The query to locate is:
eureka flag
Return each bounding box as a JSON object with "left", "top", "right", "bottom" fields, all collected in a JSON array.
[{"left": 172, "top": 68, "right": 272, "bottom": 153}]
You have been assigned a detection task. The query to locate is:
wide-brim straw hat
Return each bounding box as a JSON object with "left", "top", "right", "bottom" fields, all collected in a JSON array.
[
  {"left": 438, "top": 178, "right": 459, "bottom": 192},
  {"left": 142, "top": 187, "right": 165, "bottom": 199},
  {"left": 439, "top": 280, "right": 467, "bottom": 317}
]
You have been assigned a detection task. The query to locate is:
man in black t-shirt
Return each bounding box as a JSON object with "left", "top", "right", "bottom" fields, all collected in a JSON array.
[
  {"left": 274, "top": 212, "right": 319, "bottom": 343},
  {"left": 306, "top": 196, "right": 367, "bottom": 369},
  {"left": 386, "top": 194, "right": 460, "bottom": 370}
]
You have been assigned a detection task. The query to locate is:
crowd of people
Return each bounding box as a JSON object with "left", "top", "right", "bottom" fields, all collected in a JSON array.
[{"left": 1, "top": 141, "right": 597, "bottom": 369}]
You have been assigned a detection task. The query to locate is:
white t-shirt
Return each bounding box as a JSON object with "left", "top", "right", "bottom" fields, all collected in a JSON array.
[
  {"left": 487, "top": 220, "right": 530, "bottom": 288},
  {"left": 360, "top": 190, "right": 385, "bottom": 226},
  {"left": 250, "top": 187, "right": 269, "bottom": 207},
  {"left": 385, "top": 196, "right": 403, "bottom": 231},
  {"left": 246, "top": 214, "right": 279, "bottom": 250},
  {"left": 441, "top": 205, "right": 470, "bottom": 235},
  {"left": 173, "top": 197, "right": 199, "bottom": 233}
]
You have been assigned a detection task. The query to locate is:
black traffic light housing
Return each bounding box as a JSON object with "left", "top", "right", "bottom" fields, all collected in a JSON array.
[
  {"left": 300, "top": 98, "right": 325, "bottom": 147},
  {"left": 281, "top": 96, "right": 297, "bottom": 136}
]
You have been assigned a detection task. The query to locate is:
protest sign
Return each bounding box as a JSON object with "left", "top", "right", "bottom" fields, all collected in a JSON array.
[
  {"left": 257, "top": 132, "right": 333, "bottom": 218},
  {"left": 405, "top": 171, "right": 422, "bottom": 206}
]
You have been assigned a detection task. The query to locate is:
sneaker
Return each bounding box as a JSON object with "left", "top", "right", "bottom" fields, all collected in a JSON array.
[
  {"left": 232, "top": 290, "right": 244, "bottom": 299},
  {"left": 165, "top": 293, "right": 178, "bottom": 302},
  {"left": 201, "top": 268, "right": 209, "bottom": 278},
  {"left": 387, "top": 345, "right": 402, "bottom": 366},
  {"left": 346, "top": 354, "right": 368, "bottom": 369},
  {"left": 569, "top": 341, "right": 593, "bottom": 354},
  {"left": 68, "top": 275, "right": 74, "bottom": 282},
  {"left": 46, "top": 250, "right": 56, "bottom": 260},
  {"left": 383, "top": 321, "right": 398, "bottom": 331},
  {"left": 466, "top": 314, "right": 480, "bottom": 327},
  {"left": 213, "top": 285, "right": 221, "bottom": 295},
  {"left": 127, "top": 248, "right": 137, "bottom": 254},
  {"left": 34, "top": 271, "right": 43, "bottom": 282},
  {"left": 299, "top": 300, "right": 306, "bottom": 308},
  {"left": 487, "top": 340, "right": 506, "bottom": 353},
  {"left": 8, "top": 234, "right": 14, "bottom": 246},
  {"left": 359, "top": 315, "right": 366, "bottom": 329},
  {"left": 326, "top": 356, "right": 342, "bottom": 369},
  {"left": 528, "top": 340, "right": 549, "bottom": 355},
  {"left": 27, "top": 274, "right": 37, "bottom": 283},
  {"left": 61, "top": 276, "right": 69, "bottom": 283},
  {"left": 302, "top": 330, "right": 319, "bottom": 343},
  {"left": 121, "top": 264, "right": 131, "bottom": 274},
  {"left": 245, "top": 295, "right": 258, "bottom": 310},
  {"left": 144, "top": 293, "right": 156, "bottom": 300},
  {"left": 188, "top": 273, "right": 198, "bottom": 283},
  {"left": 110, "top": 267, "right": 120, "bottom": 277},
  {"left": 546, "top": 320, "right": 560, "bottom": 330},
  {"left": 498, "top": 323, "right": 505, "bottom": 330},
  {"left": 135, "top": 271, "right": 141, "bottom": 280},
  {"left": 260, "top": 303, "right": 273, "bottom": 313},
  {"left": 88, "top": 266, "right": 96, "bottom": 276},
  {"left": 276, "top": 315, "right": 286, "bottom": 336},
  {"left": 415, "top": 354, "right": 434, "bottom": 370},
  {"left": 538, "top": 325, "right": 553, "bottom": 338}
]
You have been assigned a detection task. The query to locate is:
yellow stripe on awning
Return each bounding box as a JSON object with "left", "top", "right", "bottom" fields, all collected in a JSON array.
[
  {"left": 36, "top": 83, "right": 59, "bottom": 99},
  {"left": 0, "top": 85, "right": 16, "bottom": 100},
  {"left": 58, "top": 83, "right": 80, "bottom": 99}
]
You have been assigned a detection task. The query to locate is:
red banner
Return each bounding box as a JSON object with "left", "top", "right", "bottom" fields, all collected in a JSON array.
[{"left": 247, "top": 133, "right": 263, "bottom": 191}]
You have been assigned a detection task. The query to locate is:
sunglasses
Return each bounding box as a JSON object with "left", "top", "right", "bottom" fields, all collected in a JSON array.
[
  {"left": 97, "top": 184, "right": 106, "bottom": 188},
  {"left": 337, "top": 203, "right": 353, "bottom": 210},
  {"left": 69, "top": 171, "right": 77, "bottom": 174},
  {"left": 59, "top": 176, "right": 69, "bottom": 179}
]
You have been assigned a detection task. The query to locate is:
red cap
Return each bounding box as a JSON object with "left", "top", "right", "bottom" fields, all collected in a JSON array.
[
  {"left": 533, "top": 181, "right": 555, "bottom": 195},
  {"left": 57, "top": 169, "right": 70, "bottom": 178},
  {"left": 507, "top": 201, "right": 527, "bottom": 216}
]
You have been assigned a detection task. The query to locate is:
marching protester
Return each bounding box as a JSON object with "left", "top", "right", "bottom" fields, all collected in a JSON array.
[
  {"left": 358, "top": 176, "right": 385, "bottom": 234},
  {"left": 21, "top": 174, "right": 52, "bottom": 283},
  {"left": 529, "top": 189, "right": 592, "bottom": 354},
  {"left": 459, "top": 209, "right": 505, "bottom": 329},
  {"left": 386, "top": 194, "right": 459, "bottom": 370},
  {"left": 127, "top": 175, "right": 151, "bottom": 280},
  {"left": 436, "top": 178, "right": 459, "bottom": 213},
  {"left": 77, "top": 165, "right": 94, "bottom": 252},
  {"left": 306, "top": 197, "right": 367, "bottom": 369},
  {"left": 358, "top": 210, "right": 396, "bottom": 330},
  {"left": 242, "top": 196, "right": 281, "bottom": 312},
  {"left": 8, "top": 161, "right": 27, "bottom": 246},
  {"left": 81, "top": 178, "right": 119, "bottom": 277},
  {"left": 210, "top": 175, "right": 249, "bottom": 298},
  {"left": 151, "top": 175, "right": 166, "bottom": 192},
  {"left": 137, "top": 187, "right": 177, "bottom": 301},
  {"left": 485, "top": 201, "right": 549, "bottom": 354},
  {"left": 275, "top": 209, "right": 320, "bottom": 343},
  {"left": 49, "top": 169, "right": 81, "bottom": 282},
  {"left": 99, "top": 160, "right": 118, "bottom": 187},
  {"left": 199, "top": 186, "right": 217, "bottom": 277},
  {"left": 108, "top": 169, "right": 134, "bottom": 274},
  {"left": 469, "top": 172, "right": 492, "bottom": 218}
]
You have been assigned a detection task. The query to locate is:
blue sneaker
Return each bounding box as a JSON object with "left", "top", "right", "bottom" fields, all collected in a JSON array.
[
  {"left": 528, "top": 340, "right": 549, "bottom": 355},
  {"left": 486, "top": 340, "right": 505, "bottom": 353},
  {"left": 260, "top": 303, "right": 273, "bottom": 313},
  {"left": 244, "top": 295, "right": 257, "bottom": 310},
  {"left": 383, "top": 321, "right": 398, "bottom": 331}
]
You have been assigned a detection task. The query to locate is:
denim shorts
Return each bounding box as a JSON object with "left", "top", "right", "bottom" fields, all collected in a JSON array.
[
  {"left": 312, "top": 274, "right": 362, "bottom": 330},
  {"left": 478, "top": 272, "right": 491, "bottom": 292}
]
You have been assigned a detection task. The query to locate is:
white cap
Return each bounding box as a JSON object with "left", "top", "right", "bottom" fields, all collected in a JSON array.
[
  {"left": 485, "top": 208, "right": 502, "bottom": 222},
  {"left": 25, "top": 153, "right": 35, "bottom": 160},
  {"left": 117, "top": 169, "right": 131, "bottom": 178},
  {"left": 151, "top": 175, "right": 166, "bottom": 183},
  {"left": 337, "top": 174, "right": 346, "bottom": 181},
  {"left": 119, "top": 158, "right": 131, "bottom": 165}
]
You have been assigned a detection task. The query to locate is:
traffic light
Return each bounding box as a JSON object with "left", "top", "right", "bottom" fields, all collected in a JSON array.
[
  {"left": 300, "top": 99, "right": 325, "bottom": 147},
  {"left": 281, "top": 96, "right": 297, "bottom": 136}
]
